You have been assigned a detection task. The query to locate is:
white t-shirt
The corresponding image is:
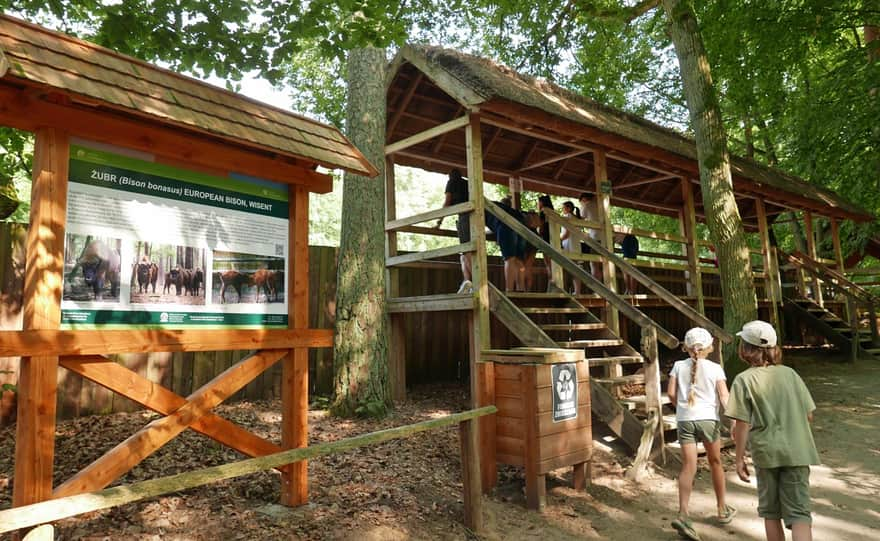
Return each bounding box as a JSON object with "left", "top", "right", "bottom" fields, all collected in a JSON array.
[
  {"left": 579, "top": 201, "right": 601, "bottom": 240},
  {"left": 669, "top": 358, "right": 727, "bottom": 422}
]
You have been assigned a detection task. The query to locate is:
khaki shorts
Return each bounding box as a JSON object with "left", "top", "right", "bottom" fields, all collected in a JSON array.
[
  {"left": 677, "top": 419, "right": 720, "bottom": 444},
  {"left": 756, "top": 466, "right": 812, "bottom": 526}
]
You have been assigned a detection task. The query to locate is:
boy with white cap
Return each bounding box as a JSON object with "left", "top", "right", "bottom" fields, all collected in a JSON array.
[
  {"left": 669, "top": 327, "right": 736, "bottom": 540},
  {"left": 726, "top": 320, "right": 819, "bottom": 541}
]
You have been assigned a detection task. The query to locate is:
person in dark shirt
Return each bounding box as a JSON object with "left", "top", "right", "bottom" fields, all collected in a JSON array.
[
  {"left": 435, "top": 169, "right": 472, "bottom": 293},
  {"left": 485, "top": 200, "right": 528, "bottom": 291},
  {"left": 617, "top": 232, "right": 640, "bottom": 295}
]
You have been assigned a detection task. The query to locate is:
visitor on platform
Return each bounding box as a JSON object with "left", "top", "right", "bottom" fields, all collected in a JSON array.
[
  {"left": 668, "top": 327, "right": 736, "bottom": 541},
  {"left": 617, "top": 231, "right": 640, "bottom": 295},
  {"left": 435, "top": 169, "right": 472, "bottom": 294},
  {"left": 485, "top": 199, "right": 528, "bottom": 292},
  {"left": 560, "top": 200, "right": 582, "bottom": 295},
  {"left": 726, "top": 320, "right": 819, "bottom": 541},
  {"left": 537, "top": 195, "right": 555, "bottom": 289},
  {"left": 578, "top": 192, "right": 603, "bottom": 281}
]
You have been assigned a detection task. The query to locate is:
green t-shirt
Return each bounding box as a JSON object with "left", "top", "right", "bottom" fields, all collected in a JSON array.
[{"left": 726, "top": 365, "right": 820, "bottom": 468}]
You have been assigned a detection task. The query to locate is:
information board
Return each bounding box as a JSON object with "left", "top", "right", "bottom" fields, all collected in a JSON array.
[
  {"left": 60, "top": 142, "right": 289, "bottom": 328},
  {"left": 551, "top": 363, "right": 578, "bottom": 423}
]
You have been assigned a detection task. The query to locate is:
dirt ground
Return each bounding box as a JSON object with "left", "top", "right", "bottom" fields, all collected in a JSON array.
[{"left": 1, "top": 350, "right": 878, "bottom": 540}]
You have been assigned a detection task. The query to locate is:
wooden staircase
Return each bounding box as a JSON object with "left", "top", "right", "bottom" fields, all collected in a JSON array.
[{"left": 780, "top": 251, "right": 880, "bottom": 360}]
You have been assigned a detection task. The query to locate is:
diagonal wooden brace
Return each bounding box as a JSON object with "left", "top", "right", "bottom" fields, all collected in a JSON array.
[
  {"left": 53, "top": 349, "right": 287, "bottom": 498},
  {"left": 58, "top": 355, "right": 284, "bottom": 461}
]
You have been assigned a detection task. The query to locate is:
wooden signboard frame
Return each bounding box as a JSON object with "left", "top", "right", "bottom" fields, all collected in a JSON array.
[{"left": 0, "top": 33, "right": 368, "bottom": 514}]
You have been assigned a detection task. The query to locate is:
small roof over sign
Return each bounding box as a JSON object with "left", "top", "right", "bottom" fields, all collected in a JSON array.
[{"left": 0, "top": 15, "right": 378, "bottom": 179}]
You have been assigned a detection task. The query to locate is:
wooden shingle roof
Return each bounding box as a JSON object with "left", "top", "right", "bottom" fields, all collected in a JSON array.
[
  {"left": 387, "top": 45, "right": 872, "bottom": 223},
  {"left": 0, "top": 15, "right": 377, "bottom": 178}
]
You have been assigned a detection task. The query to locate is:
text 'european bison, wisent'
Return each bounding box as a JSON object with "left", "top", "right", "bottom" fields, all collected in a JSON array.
[{"left": 78, "top": 240, "right": 121, "bottom": 301}]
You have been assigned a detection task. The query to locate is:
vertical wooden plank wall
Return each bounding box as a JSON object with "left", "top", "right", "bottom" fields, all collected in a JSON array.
[
  {"left": 281, "top": 185, "right": 309, "bottom": 506},
  {"left": 465, "top": 113, "right": 491, "bottom": 493},
  {"left": 14, "top": 127, "right": 68, "bottom": 507}
]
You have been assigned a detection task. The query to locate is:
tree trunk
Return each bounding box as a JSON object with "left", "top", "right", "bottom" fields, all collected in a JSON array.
[
  {"left": 331, "top": 47, "right": 391, "bottom": 417},
  {"left": 662, "top": 0, "right": 757, "bottom": 376}
]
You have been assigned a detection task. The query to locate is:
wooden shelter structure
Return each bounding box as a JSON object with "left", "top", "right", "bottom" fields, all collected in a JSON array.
[
  {"left": 0, "top": 14, "right": 376, "bottom": 517},
  {"left": 383, "top": 45, "right": 878, "bottom": 496}
]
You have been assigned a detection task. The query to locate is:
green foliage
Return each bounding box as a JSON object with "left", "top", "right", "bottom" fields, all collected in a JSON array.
[
  {"left": 0, "top": 370, "right": 15, "bottom": 394},
  {"left": 354, "top": 399, "right": 388, "bottom": 418}
]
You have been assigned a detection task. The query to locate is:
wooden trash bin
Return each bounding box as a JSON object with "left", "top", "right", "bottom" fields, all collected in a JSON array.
[{"left": 483, "top": 347, "right": 591, "bottom": 510}]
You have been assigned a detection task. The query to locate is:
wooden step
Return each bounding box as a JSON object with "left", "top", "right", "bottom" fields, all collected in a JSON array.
[
  {"left": 594, "top": 374, "right": 645, "bottom": 386},
  {"left": 621, "top": 394, "right": 671, "bottom": 410},
  {"left": 557, "top": 339, "right": 624, "bottom": 348},
  {"left": 520, "top": 307, "right": 587, "bottom": 314},
  {"left": 540, "top": 323, "right": 606, "bottom": 331},
  {"left": 587, "top": 355, "right": 644, "bottom": 368},
  {"left": 506, "top": 292, "right": 571, "bottom": 299}
]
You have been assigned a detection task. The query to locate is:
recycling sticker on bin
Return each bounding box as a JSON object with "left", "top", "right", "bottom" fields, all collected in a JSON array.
[{"left": 551, "top": 363, "right": 578, "bottom": 422}]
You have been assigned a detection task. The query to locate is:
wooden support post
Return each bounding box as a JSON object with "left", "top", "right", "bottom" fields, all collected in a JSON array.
[
  {"left": 509, "top": 176, "right": 522, "bottom": 210},
  {"left": 385, "top": 156, "right": 406, "bottom": 402},
  {"left": 594, "top": 149, "right": 618, "bottom": 334},
  {"left": 281, "top": 185, "right": 310, "bottom": 506},
  {"left": 755, "top": 199, "right": 780, "bottom": 328},
  {"left": 804, "top": 212, "right": 823, "bottom": 307},
  {"left": 522, "top": 366, "right": 545, "bottom": 510},
  {"left": 548, "top": 219, "right": 564, "bottom": 289},
  {"left": 847, "top": 297, "right": 859, "bottom": 362},
  {"left": 459, "top": 418, "right": 483, "bottom": 533},
  {"left": 14, "top": 128, "right": 68, "bottom": 508},
  {"left": 465, "top": 113, "right": 491, "bottom": 492},
  {"left": 870, "top": 302, "right": 880, "bottom": 348},
  {"left": 641, "top": 327, "right": 664, "bottom": 463},
  {"left": 831, "top": 218, "right": 851, "bottom": 325},
  {"left": 680, "top": 178, "right": 704, "bottom": 314}
]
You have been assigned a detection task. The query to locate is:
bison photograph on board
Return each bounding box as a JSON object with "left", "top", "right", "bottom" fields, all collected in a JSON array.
[
  {"left": 130, "top": 242, "right": 206, "bottom": 306},
  {"left": 62, "top": 234, "right": 122, "bottom": 302},
  {"left": 212, "top": 250, "right": 285, "bottom": 304}
]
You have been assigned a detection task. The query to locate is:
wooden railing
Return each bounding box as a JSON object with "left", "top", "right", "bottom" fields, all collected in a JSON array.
[
  {"left": 484, "top": 199, "right": 680, "bottom": 349},
  {"left": 0, "top": 405, "right": 497, "bottom": 535},
  {"left": 542, "top": 209, "right": 734, "bottom": 344}
]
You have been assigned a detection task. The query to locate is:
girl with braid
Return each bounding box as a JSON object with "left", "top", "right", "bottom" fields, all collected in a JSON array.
[{"left": 668, "top": 327, "right": 736, "bottom": 540}]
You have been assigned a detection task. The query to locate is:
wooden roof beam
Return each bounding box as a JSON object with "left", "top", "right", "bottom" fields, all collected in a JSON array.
[
  {"left": 385, "top": 114, "right": 470, "bottom": 155},
  {"left": 481, "top": 113, "right": 591, "bottom": 151},
  {"left": 513, "top": 140, "right": 541, "bottom": 170},
  {"left": 615, "top": 173, "right": 678, "bottom": 189},
  {"left": 518, "top": 148, "right": 591, "bottom": 173},
  {"left": 387, "top": 72, "right": 423, "bottom": 141},
  {"left": 431, "top": 105, "right": 465, "bottom": 153}
]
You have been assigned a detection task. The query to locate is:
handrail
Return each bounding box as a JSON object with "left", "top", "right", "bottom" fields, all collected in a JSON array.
[
  {"left": 784, "top": 251, "right": 878, "bottom": 304},
  {"left": 543, "top": 209, "right": 734, "bottom": 343},
  {"left": 385, "top": 201, "right": 474, "bottom": 231},
  {"left": 0, "top": 405, "right": 498, "bottom": 533},
  {"left": 485, "top": 199, "right": 679, "bottom": 349}
]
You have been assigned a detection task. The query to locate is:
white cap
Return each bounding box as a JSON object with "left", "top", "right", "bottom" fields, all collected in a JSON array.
[
  {"left": 684, "top": 327, "right": 713, "bottom": 349},
  {"left": 737, "top": 320, "right": 778, "bottom": 348}
]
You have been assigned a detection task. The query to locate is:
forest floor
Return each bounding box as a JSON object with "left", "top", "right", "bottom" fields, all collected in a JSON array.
[{"left": 1, "top": 349, "right": 879, "bottom": 540}]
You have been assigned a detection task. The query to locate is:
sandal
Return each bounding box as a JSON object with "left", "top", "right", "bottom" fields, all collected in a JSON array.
[
  {"left": 718, "top": 504, "right": 737, "bottom": 524},
  {"left": 671, "top": 517, "right": 701, "bottom": 541}
]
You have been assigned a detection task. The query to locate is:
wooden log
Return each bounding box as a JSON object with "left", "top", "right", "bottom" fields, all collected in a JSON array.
[
  {"left": 641, "top": 327, "right": 664, "bottom": 464},
  {"left": 14, "top": 127, "right": 68, "bottom": 508},
  {"left": 626, "top": 411, "right": 659, "bottom": 481},
  {"left": 459, "top": 418, "right": 484, "bottom": 533},
  {"left": 53, "top": 349, "right": 287, "bottom": 498},
  {"left": 0, "top": 406, "right": 497, "bottom": 533},
  {"left": 0, "top": 328, "right": 333, "bottom": 357}
]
